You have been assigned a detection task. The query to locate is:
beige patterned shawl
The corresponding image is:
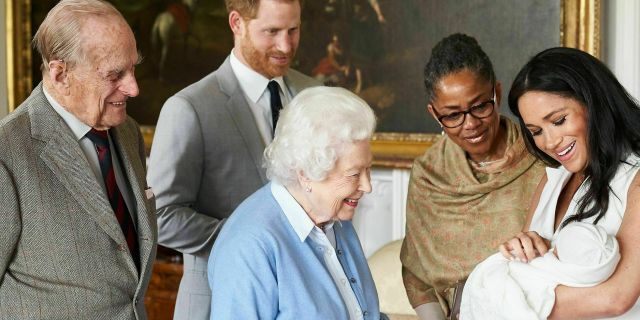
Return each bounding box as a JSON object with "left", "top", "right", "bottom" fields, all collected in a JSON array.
[{"left": 400, "top": 117, "right": 545, "bottom": 316}]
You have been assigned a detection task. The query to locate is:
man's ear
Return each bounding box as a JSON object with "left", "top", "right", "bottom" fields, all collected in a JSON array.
[
  {"left": 228, "top": 10, "right": 246, "bottom": 37},
  {"left": 47, "top": 60, "right": 70, "bottom": 96}
]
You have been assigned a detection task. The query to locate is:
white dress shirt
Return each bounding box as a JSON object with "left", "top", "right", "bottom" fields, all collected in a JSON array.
[
  {"left": 271, "top": 182, "right": 364, "bottom": 320},
  {"left": 43, "top": 88, "right": 137, "bottom": 228},
  {"left": 229, "top": 50, "right": 292, "bottom": 145}
]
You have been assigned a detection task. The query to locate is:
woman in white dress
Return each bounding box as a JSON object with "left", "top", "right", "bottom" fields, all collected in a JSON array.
[{"left": 500, "top": 47, "right": 640, "bottom": 319}]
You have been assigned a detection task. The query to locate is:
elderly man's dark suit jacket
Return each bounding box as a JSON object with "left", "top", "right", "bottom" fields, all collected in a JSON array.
[{"left": 0, "top": 84, "right": 157, "bottom": 320}]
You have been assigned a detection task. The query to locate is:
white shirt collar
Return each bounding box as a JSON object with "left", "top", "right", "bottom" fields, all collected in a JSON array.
[
  {"left": 229, "top": 49, "right": 286, "bottom": 103},
  {"left": 271, "top": 181, "right": 335, "bottom": 242},
  {"left": 43, "top": 87, "right": 92, "bottom": 141}
]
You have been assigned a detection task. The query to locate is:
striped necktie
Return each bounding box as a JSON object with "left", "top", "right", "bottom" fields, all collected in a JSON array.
[{"left": 86, "top": 129, "right": 140, "bottom": 270}]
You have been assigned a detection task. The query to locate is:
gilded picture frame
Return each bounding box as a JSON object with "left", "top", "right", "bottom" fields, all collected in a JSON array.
[{"left": 5, "top": 0, "right": 600, "bottom": 168}]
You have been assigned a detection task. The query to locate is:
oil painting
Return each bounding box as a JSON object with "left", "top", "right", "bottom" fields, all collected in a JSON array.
[{"left": 6, "top": 0, "right": 599, "bottom": 164}]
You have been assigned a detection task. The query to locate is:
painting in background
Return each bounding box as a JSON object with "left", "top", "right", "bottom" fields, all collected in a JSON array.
[
  {"left": 29, "top": 0, "right": 561, "bottom": 132},
  {"left": 296, "top": 0, "right": 561, "bottom": 133},
  {"left": 11, "top": 0, "right": 597, "bottom": 163},
  {"left": 30, "top": 0, "right": 233, "bottom": 125}
]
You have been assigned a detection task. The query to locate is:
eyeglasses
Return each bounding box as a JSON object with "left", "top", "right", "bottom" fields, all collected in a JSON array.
[{"left": 432, "top": 88, "right": 496, "bottom": 128}]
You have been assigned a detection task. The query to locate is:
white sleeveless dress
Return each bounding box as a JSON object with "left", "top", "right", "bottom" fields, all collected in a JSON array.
[{"left": 529, "top": 154, "right": 640, "bottom": 319}]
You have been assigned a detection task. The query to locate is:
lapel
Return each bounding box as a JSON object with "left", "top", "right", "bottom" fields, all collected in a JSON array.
[
  {"left": 110, "top": 124, "right": 156, "bottom": 278},
  {"left": 283, "top": 72, "right": 301, "bottom": 97},
  {"left": 31, "top": 85, "right": 128, "bottom": 250},
  {"left": 30, "top": 84, "right": 154, "bottom": 279},
  {"left": 283, "top": 68, "right": 318, "bottom": 97},
  {"left": 218, "top": 58, "right": 268, "bottom": 183}
]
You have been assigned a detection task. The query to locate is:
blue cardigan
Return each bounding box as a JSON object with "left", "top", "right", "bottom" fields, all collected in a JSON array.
[{"left": 208, "top": 183, "right": 384, "bottom": 319}]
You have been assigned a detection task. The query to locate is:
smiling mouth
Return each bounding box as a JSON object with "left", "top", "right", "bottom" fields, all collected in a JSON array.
[
  {"left": 557, "top": 141, "right": 576, "bottom": 157},
  {"left": 343, "top": 198, "right": 359, "bottom": 207},
  {"left": 464, "top": 131, "right": 486, "bottom": 143},
  {"left": 271, "top": 56, "right": 290, "bottom": 64},
  {"left": 109, "top": 101, "right": 126, "bottom": 106}
]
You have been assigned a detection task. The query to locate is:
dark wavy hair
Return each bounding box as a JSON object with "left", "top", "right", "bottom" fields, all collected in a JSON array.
[
  {"left": 423, "top": 33, "right": 496, "bottom": 104},
  {"left": 508, "top": 47, "right": 640, "bottom": 227}
]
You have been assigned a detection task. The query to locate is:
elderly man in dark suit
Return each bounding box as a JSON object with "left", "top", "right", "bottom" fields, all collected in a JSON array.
[
  {"left": 147, "top": 0, "right": 318, "bottom": 319},
  {"left": 0, "top": 1, "right": 156, "bottom": 319}
]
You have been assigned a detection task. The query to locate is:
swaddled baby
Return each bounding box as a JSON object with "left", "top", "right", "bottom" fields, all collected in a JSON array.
[{"left": 460, "top": 222, "right": 620, "bottom": 320}]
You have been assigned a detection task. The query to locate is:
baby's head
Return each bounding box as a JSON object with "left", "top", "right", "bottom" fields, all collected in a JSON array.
[{"left": 554, "top": 222, "right": 617, "bottom": 266}]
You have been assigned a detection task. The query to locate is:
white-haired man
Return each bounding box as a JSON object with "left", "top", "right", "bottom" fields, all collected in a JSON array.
[{"left": 0, "top": 1, "right": 156, "bottom": 319}]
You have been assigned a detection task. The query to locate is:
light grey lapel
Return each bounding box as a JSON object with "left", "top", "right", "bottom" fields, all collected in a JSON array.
[
  {"left": 30, "top": 87, "right": 128, "bottom": 249},
  {"left": 283, "top": 68, "right": 322, "bottom": 97},
  {"left": 111, "top": 123, "right": 156, "bottom": 277},
  {"left": 218, "top": 58, "right": 268, "bottom": 183}
]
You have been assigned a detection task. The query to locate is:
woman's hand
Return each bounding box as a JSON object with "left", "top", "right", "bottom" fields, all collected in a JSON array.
[
  {"left": 499, "top": 231, "right": 550, "bottom": 263},
  {"left": 414, "top": 302, "right": 445, "bottom": 320}
]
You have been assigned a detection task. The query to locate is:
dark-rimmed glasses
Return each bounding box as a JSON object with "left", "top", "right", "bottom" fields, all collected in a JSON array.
[{"left": 432, "top": 87, "right": 496, "bottom": 128}]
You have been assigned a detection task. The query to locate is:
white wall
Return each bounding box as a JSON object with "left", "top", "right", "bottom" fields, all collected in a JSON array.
[
  {"left": 1, "top": 2, "right": 8, "bottom": 118},
  {"left": 353, "top": 168, "right": 411, "bottom": 257},
  {"left": 604, "top": 0, "right": 640, "bottom": 100}
]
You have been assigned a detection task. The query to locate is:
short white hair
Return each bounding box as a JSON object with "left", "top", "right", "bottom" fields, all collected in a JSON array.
[
  {"left": 264, "top": 86, "right": 376, "bottom": 185},
  {"left": 33, "top": 0, "right": 125, "bottom": 73}
]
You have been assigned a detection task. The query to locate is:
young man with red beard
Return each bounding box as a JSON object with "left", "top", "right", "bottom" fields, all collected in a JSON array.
[{"left": 147, "top": 1, "right": 319, "bottom": 319}]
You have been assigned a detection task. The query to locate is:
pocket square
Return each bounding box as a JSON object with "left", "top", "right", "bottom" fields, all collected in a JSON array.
[{"left": 145, "top": 187, "right": 154, "bottom": 200}]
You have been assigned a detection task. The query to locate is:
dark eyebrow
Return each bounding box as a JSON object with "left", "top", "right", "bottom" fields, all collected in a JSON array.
[
  {"left": 440, "top": 91, "right": 491, "bottom": 110},
  {"left": 542, "top": 107, "right": 568, "bottom": 121},
  {"left": 440, "top": 104, "right": 462, "bottom": 111},
  {"left": 524, "top": 107, "right": 569, "bottom": 128}
]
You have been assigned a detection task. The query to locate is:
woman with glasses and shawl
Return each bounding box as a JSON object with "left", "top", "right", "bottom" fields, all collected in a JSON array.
[{"left": 400, "top": 33, "right": 545, "bottom": 320}]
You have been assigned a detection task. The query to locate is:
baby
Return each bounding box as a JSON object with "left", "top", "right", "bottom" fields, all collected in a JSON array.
[{"left": 460, "top": 222, "right": 620, "bottom": 320}]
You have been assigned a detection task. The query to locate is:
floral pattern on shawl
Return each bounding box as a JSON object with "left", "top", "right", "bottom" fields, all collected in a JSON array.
[{"left": 400, "top": 117, "right": 545, "bottom": 316}]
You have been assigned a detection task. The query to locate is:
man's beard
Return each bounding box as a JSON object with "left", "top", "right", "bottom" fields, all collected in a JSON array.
[{"left": 240, "top": 35, "right": 295, "bottom": 79}]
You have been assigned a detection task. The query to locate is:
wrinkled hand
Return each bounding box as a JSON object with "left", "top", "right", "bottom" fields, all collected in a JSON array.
[{"left": 499, "top": 231, "right": 551, "bottom": 263}]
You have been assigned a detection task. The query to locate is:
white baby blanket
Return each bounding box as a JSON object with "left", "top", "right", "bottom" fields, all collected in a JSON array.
[{"left": 460, "top": 222, "right": 620, "bottom": 320}]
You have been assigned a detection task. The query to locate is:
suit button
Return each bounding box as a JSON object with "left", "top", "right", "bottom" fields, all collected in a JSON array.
[
  {"left": 350, "top": 277, "right": 356, "bottom": 283},
  {"left": 363, "top": 311, "right": 368, "bottom": 316},
  {"left": 117, "top": 244, "right": 126, "bottom": 251},
  {"left": 134, "top": 297, "right": 139, "bottom": 305}
]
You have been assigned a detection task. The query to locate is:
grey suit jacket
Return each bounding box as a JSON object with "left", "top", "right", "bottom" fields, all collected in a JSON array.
[
  {"left": 147, "top": 56, "right": 319, "bottom": 320},
  {"left": 0, "top": 84, "right": 157, "bottom": 320}
]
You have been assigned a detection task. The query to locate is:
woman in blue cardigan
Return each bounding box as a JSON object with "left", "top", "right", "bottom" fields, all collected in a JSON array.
[{"left": 208, "top": 86, "right": 386, "bottom": 320}]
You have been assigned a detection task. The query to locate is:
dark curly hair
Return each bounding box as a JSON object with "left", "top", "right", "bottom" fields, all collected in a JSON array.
[
  {"left": 508, "top": 47, "right": 640, "bottom": 228},
  {"left": 423, "top": 33, "right": 496, "bottom": 104}
]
